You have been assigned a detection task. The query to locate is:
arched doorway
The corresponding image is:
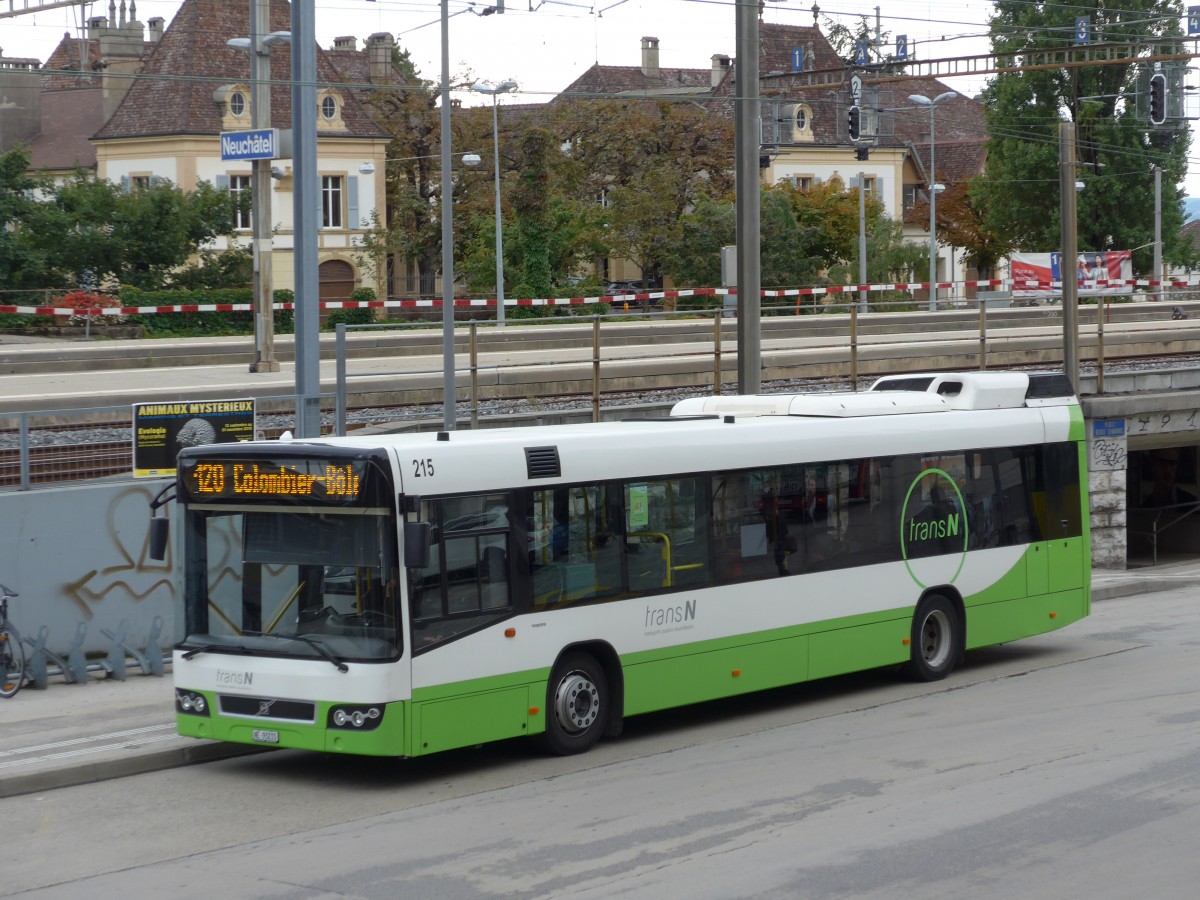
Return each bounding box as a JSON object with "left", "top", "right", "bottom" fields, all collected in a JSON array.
[{"left": 318, "top": 259, "right": 355, "bottom": 302}]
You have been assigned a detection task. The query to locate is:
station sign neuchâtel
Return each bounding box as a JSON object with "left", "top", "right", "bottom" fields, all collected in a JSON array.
[{"left": 220, "top": 128, "right": 278, "bottom": 161}]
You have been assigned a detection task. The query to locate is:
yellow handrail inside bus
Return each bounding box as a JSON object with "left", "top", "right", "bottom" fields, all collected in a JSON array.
[{"left": 266, "top": 581, "right": 306, "bottom": 634}]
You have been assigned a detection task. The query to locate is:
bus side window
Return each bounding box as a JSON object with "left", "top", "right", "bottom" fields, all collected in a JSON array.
[{"left": 409, "top": 495, "right": 513, "bottom": 651}]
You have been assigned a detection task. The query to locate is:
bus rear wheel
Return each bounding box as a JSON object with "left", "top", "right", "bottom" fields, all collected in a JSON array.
[
  {"left": 905, "top": 594, "right": 961, "bottom": 682},
  {"left": 542, "top": 651, "right": 608, "bottom": 755}
]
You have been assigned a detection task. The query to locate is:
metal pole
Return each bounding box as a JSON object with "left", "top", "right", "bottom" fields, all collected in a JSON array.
[
  {"left": 440, "top": 0, "right": 456, "bottom": 429},
  {"left": 928, "top": 103, "right": 938, "bottom": 313},
  {"left": 713, "top": 313, "right": 722, "bottom": 395},
  {"left": 291, "top": 0, "right": 320, "bottom": 436},
  {"left": 849, "top": 305, "right": 858, "bottom": 391},
  {"left": 734, "top": 0, "right": 761, "bottom": 393},
  {"left": 249, "top": 0, "right": 278, "bottom": 373},
  {"left": 469, "top": 321, "right": 479, "bottom": 430},
  {"left": 592, "top": 316, "right": 601, "bottom": 423},
  {"left": 492, "top": 96, "right": 505, "bottom": 327},
  {"left": 1059, "top": 121, "right": 1079, "bottom": 394},
  {"left": 858, "top": 170, "right": 867, "bottom": 314},
  {"left": 335, "top": 323, "right": 347, "bottom": 435},
  {"left": 1154, "top": 165, "right": 1163, "bottom": 303},
  {"left": 978, "top": 299, "right": 987, "bottom": 370}
]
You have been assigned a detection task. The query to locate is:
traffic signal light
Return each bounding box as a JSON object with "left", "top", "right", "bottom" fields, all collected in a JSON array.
[
  {"left": 848, "top": 106, "right": 861, "bottom": 142},
  {"left": 1149, "top": 72, "right": 1166, "bottom": 126}
]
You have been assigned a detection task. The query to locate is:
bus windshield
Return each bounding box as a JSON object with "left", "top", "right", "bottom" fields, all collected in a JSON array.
[{"left": 176, "top": 450, "right": 401, "bottom": 663}]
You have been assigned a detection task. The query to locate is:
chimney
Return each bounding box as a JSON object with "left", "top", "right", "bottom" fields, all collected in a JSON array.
[
  {"left": 641, "top": 36, "right": 659, "bottom": 78},
  {"left": 711, "top": 53, "right": 730, "bottom": 87},
  {"left": 147, "top": 17, "right": 163, "bottom": 43},
  {"left": 367, "top": 32, "right": 393, "bottom": 83},
  {"left": 88, "top": 17, "right": 108, "bottom": 37},
  {"left": 333, "top": 36, "right": 356, "bottom": 52}
]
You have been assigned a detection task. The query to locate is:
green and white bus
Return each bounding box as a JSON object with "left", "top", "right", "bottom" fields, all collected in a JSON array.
[{"left": 168, "top": 371, "right": 1089, "bottom": 757}]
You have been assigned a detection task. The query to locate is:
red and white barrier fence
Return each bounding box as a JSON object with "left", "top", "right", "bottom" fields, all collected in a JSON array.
[{"left": 3, "top": 276, "right": 1199, "bottom": 318}]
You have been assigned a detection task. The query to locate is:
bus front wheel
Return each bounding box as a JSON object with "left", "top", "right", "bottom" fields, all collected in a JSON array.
[
  {"left": 542, "top": 651, "right": 608, "bottom": 755},
  {"left": 905, "top": 594, "right": 961, "bottom": 682}
]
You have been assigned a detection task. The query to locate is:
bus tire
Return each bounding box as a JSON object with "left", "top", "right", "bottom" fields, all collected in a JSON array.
[
  {"left": 542, "top": 651, "right": 608, "bottom": 755},
  {"left": 905, "top": 593, "right": 960, "bottom": 682}
]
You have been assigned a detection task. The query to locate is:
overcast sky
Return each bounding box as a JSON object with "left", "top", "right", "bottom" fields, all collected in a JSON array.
[{"left": 4, "top": 0, "right": 1198, "bottom": 195}]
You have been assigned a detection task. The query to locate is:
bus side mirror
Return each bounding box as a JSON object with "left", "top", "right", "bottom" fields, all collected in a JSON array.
[
  {"left": 149, "top": 517, "right": 170, "bottom": 561},
  {"left": 404, "top": 521, "right": 432, "bottom": 569}
]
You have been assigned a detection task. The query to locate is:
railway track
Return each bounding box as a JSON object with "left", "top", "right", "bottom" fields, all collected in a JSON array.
[{"left": 3, "top": 352, "right": 1199, "bottom": 489}]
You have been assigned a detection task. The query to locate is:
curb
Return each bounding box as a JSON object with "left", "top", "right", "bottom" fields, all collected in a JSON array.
[{"left": 0, "top": 740, "right": 269, "bottom": 799}]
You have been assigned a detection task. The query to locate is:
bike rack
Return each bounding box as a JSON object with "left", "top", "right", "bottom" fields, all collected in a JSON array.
[
  {"left": 100, "top": 618, "right": 165, "bottom": 680},
  {"left": 23, "top": 625, "right": 74, "bottom": 690}
]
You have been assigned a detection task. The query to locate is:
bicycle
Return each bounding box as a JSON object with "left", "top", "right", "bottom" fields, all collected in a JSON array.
[{"left": 1, "top": 583, "right": 25, "bottom": 698}]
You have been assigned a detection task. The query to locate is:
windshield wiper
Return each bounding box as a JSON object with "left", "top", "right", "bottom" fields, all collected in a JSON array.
[
  {"left": 244, "top": 631, "right": 349, "bottom": 672},
  {"left": 181, "top": 642, "right": 252, "bottom": 660}
]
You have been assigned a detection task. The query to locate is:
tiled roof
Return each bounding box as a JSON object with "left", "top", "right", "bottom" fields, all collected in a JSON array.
[
  {"left": 759, "top": 23, "right": 844, "bottom": 76},
  {"left": 908, "top": 138, "right": 988, "bottom": 187},
  {"left": 94, "top": 0, "right": 385, "bottom": 140},
  {"left": 559, "top": 63, "right": 714, "bottom": 100},
  {"left": 41, "top": 36, "right": 103, "bottom": 89},
  {"left": 27, "top": 88, "right": 105, "bottom": 171}
]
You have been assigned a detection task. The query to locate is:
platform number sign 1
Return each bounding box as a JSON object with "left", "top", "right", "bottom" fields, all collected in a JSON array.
[{"left": 791, "top": 47, "right": 803, "bottom": 72}]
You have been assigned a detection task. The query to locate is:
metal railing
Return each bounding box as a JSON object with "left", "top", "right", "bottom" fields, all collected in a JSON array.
[{"left": 5, "top": 294, "right": 1200, "bottom": 488}]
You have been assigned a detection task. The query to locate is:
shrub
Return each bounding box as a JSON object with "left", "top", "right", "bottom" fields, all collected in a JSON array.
[{"left": 51, "top": 290, "right": 124, "bottom": 325}]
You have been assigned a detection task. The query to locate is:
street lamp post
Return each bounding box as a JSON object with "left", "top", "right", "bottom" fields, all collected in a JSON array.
[
  {"left": 908, "top": 91, "right": 956, "bottom": 312},
  {"left": 471, "top": 80, "right": 517, "bottom": 327},
  {"left": 227, "top": 2, "right": 291, "bottom": 373}
]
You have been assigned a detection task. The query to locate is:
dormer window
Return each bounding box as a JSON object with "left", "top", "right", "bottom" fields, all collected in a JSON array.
[
  {"left": 316, "top": 89, "right": 347, "bottom": 133},
  {"left": 230, "top": 92, "right": 246, "bottom": 117}
]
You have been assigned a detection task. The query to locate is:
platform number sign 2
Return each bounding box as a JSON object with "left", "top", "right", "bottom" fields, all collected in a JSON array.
[{"left": 895, "top": 35, "right": 908, "bottom": 61}]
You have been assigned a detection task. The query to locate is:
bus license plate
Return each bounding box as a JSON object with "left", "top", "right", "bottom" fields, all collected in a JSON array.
[{"left": 252, "top": 729, "right": 279, "bottom": 744}]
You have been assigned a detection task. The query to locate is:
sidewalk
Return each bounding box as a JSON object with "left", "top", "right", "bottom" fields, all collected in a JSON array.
[{"left": 1, "top": 560, "right": 1196, "bottom": 799}]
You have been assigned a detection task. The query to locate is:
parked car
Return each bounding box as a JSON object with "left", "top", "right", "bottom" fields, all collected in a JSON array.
[{"left": 605, "top": 281, "right": 642, "bottom": 295}]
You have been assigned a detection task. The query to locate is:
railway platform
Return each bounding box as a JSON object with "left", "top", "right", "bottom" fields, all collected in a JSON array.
[{"left": 0, "top": 559, "right": 1192, "bottom": 800}]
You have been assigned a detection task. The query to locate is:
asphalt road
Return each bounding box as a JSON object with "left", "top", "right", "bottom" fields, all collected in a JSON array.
[{"left": 4, "top": 586, "right": 1199, "bottom": 899}]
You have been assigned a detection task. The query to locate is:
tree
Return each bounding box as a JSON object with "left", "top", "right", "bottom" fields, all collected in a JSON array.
[
  {"left": 507, "top": 128, "right": 557, "bottom": 299},
  {"left": 552, "top": 98, "right": 735, "bottom": 287},
  {"left": 922, "top": 181, "right": 1006, "bottom": 275},
  {"left": 360, "top": 40, "right": 443, "bottom": 295},
  {"left": 665, "top": 194, "right": 736, "bottom": 287},
  {"left": 974, "top": 1, "right": 1191, "bottom": 273},
  {"left": 0, "top": 147, "right": 50, "bottom": 291},
  {"left": 13, "top": 173, "right": 237, "bottom": 290}
]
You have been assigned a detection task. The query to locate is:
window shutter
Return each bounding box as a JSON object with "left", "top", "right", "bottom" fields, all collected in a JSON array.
[
  {"left": 348, "top": 175, "right": 359, "bottom": 230},
  {"left": 120, "top": 175, "right": 131, "bottom": 193},
  {"left": 215, "top": 174, "right": 230, "bottom": 191}
]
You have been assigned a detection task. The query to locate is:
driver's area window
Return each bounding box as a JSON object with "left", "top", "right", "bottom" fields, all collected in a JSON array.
[{"left": 409, "top": 494, "right": 513, "bottom": 652}]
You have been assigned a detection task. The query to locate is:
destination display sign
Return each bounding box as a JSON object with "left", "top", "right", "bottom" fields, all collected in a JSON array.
[{"left": 179, "top": 456, "right": 371, "bottom": 504}]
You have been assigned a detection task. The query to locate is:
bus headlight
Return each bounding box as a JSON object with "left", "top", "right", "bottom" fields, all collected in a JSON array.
[
  {"left": 328, "top": 705, "right": 383, "bottom": 731},
  {"left": 176, "top": 690, "right": 211, "bottom": 717}
]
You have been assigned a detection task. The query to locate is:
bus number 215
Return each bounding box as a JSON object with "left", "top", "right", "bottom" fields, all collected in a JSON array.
[{"left": 412, "top": 458, "right": 435, "bottom": 477}]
